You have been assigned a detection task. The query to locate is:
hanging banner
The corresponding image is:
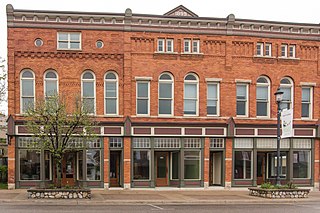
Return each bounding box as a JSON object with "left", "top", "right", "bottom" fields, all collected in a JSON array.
[{"left": 281, "top": 108, "right": 293, "bottom": 138}]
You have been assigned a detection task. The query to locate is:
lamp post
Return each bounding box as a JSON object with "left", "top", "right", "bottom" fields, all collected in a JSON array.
[{"left": 274, "top": 87, "right": 283, "bottom": 186}]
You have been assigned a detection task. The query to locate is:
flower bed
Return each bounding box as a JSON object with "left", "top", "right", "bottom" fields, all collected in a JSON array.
[
  {"left": 248, "top": 187, "right": 310, "bottom": 199},
  {"left": 27, "top": 188, "right": 91, "bottom": 199}
]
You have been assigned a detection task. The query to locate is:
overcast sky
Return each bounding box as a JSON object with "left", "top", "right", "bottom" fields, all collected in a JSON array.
[{"left": 0, "top": 0, "right": 319, "bottom": 114}]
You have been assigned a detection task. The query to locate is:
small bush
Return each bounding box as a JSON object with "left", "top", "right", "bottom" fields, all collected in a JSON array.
[{"left": 260, "top": 182, "right": 297, "bottom": 189}]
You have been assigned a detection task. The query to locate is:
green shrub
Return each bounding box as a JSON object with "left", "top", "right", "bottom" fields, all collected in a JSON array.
[{"left": 260, "top": 181, "right": 297, "bottom": 189}]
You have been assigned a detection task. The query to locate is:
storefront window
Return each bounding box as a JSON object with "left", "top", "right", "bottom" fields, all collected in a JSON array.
[
  {"left": 133, "top": 150, "right": 150, "bottom": 180},
  {"left": 171, "top": 152, "right": 179, "bottom": 179},
  {"left": 44, "top": 151, "right": 52, "bottom": 180},
  {"left": 293, "top": 151, "right": 310, "bottom": 178},
  {"left": 268, "top": 152, "right": 287, "bottom": 178},
  {"left": 184, "top": 151, "right": 200, "bottom": 179},
  {"left": 19, "top": 150, "right": 40, "bottom": 180},
  {"left": 77, "top": 151, "right": 83, "bottom": 180},
  {"left": 234, "top": 151, "right": 252, "bottom": 179},
  {"left": 86, "top": 150, "right": 101, "bottom": 180}
]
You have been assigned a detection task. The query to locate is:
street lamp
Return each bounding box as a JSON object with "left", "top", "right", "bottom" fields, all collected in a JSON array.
[{"left": 274, "top": 87, "right": 283, "bottom": 186}]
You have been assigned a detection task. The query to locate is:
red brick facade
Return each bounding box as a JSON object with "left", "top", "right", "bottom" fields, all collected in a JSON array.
[{"left": 6, "top": 4, "right": 320, "bottom": 189}]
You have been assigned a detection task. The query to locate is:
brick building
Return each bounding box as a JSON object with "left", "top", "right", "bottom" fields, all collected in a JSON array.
[{"left": 6, "top": 4, "right": 320, "bottom": 189}]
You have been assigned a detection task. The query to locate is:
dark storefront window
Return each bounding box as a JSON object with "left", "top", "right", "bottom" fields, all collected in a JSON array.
[
  {"left": 19, "top": 150, "right": 40, "bottom": 180},
  {"left": 44, "top": 151, "right": 52, "bottom": 180},
  {"left": 293, "top": 151, "right": 310, "bottom": 178},
  {"left": 184, "top": 151, "right": 200, "bottom": 179},
  {"left": 234, "top": 151, "right": 252, "bottom": 179},
  {"left": 268, "top": 152, "right": 287, "bottom": 178},
  {"left": 133, "top": 150, "right": 150, "bottom": 180},
  {"left": 77, "top": 151, "right": 83, "bottom": 180},
  {"left": 171, "top": 152, "right": 179, "bottom": 179},
  {"left": 86, "top": 150, "right": 101, "bottom": 180}
]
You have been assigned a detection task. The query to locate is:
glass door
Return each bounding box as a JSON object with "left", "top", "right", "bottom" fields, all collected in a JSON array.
[{"left": 155, "top": 152, "right": 169, "bottom": 186}]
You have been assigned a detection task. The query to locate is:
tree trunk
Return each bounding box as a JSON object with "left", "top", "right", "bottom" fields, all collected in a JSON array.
[{"left": 55, "top": 157, "right": 62, "bottom": 188}]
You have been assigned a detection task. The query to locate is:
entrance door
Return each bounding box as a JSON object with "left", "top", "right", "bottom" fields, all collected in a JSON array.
[
  {"left": 257, "top": 152, "right": 266, "bottom": 185},
  {"left": 210, "top": 152, "right": 223, "bottom": 186},
  {"left": 155, "top": 152, "right": 169, "bottom": 187},
  {"left": 61, "top": 152, "right": 76, "bottom": 186},
  {"left": 110, "top": 151, "right": 121, "bottom": 187}
]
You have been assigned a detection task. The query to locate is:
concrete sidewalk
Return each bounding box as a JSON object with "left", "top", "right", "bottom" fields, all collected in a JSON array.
[{"left": 0, "top": 188, "right": 319, "bottom": 205}]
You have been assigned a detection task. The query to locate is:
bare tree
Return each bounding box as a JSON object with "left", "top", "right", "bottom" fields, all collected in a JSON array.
[{"left": 26, "top": 95, "right": 96, "bottom": 188}]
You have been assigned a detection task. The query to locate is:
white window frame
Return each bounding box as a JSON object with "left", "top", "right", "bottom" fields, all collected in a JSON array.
[
  {"left": 289, "top": 44, "right": 296, "bottom": 58},
  {"left": 166, "top": 39, "right": 174, "bottom": 53},
  {"left": 301, "top": 87, "right": 312, "bottom": 119},
  {"left": 158, "top": 73, "right": 174, "bottom": 116},
  {"left": 20, "top": 69, "right": 35, "bottom": 114},
  {"left": 280, "top": 77, "right": 294, "bottom": 110},
  {"left": 192, "top": 40, "right": 200, "bottom": 53},
  {"left": 104, "top": 71, "right": 119, "bottom": 115},
  {"left": 256, "top": 76, "right": 270, "bottom": 118},
  {"left": 206, "top": 82, "right": 220, "bottom": 116},
  {"left": 81, "top": 71, "right": 96, "bottom": 115},
  {"left": 44, "top": 70, "right": 58, "bottom": 100},
  {"left": 236, "top": 83, "right": 249, "bottom": 117},
  {"left": 265, "top": 43, "right": 272, "bottom": 57},
  {"left": 157, "top": 39, "right": 165, "bottom": 52},
  {"left": 183, "top": 73, "right": 199, "bottom": 116},
  {"left": 184, "top": 150, "right": 201, "bottom": 180},
  {"left": 184, "top": 39, "right": 191, "bottom": 53},
  {"left": 281, "top": 44, "right": 288, "bottom": 57},
  {"left": 256, "top": 43, "right": 263, "bottom": 56},
  {"left": 57, "top": 32, "right": 81, "bottom": 50},
  {"left": 136, "top": 81, "right": 150, "bottom": 116}
]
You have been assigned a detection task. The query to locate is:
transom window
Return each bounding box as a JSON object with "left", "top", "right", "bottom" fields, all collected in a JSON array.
[
  {"left": 81, "top": 71, "right": 96, "bottom": 114},
  {"left": 184, "top": 73, "right": 199, "bottom": 116},
  {"left": 57, "top": 32, "right": 81, "bottom": 50},
  {"left": 159, "top": 73, "right": 173, "bottom": 116},
  {"left": 20, "top": 69, "right": 35, "bottom": 113},
  {"left": 105, "top": 71, "right": 118, "bottom": 115},
  {"left": 136, "top": 81, "right": 150, "bottom": 115},
  {"left": 236, "top": 84, "right": 248, "bottom": 116},
  {"left": 207, "top": 82, "right": 219, "bottom": 116},
  {"left": 256, "top": 76, "right": 270, "bottom": 117},
  {"left": 279, "top": 77, "right": 293, "bottom": 110},
  {"left": 301, "top": 87, "right": 312, "bottom": 119},
  {"left": 44, "top": 70, "right": 58, "bottom": 99}
]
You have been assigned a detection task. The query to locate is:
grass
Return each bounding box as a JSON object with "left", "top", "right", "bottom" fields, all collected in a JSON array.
[{"left": 0, "top": 183, "right": 8, "bottom": 189}]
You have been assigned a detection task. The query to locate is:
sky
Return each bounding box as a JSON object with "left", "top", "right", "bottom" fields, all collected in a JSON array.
[{"left": 0, "top": 0, "right": 319, "bottom": 114}]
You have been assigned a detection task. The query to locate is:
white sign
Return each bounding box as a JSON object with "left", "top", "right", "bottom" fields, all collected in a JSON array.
[{"left": 281, "top": 108, "right": 293, "bottom": 138}]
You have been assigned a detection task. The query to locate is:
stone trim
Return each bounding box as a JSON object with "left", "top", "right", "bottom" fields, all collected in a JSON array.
[
  {"left": 27, "top": 189, "right": 91, "bottom": 199},
  {"left": 248, "top": 187, "right": 310, "bottom": 199}
]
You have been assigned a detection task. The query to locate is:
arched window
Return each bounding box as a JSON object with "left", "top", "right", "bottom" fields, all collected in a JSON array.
[
  {"left": 20, "top": 69, "right": 35, "bottom": 113},
  {"left": 184, "top": 73, "right": 199, "bottom": 115},
  {"left": 44, "top": 70, "right": 58, "bottom": 99},
  {"left": 256, "top": 76, "right": 270, "bottom": 117},
  {"left": 280, "top": 77, "right": 293, "bottom": 110},
  {"left": 104, "top": 71, "right": 118, "bottom": 115},
  {"left": 159, "top": 73, "right": 174, "bottom": 115},
  {"left": 81, "top": 71, "right": 95, "bottom": 114}
]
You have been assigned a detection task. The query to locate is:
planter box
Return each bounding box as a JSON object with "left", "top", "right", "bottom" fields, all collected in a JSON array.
[
  {"left": 27, "top": 188, "right": 91, "bottom": 199},
  {"left": 248, "top": 187, "right": 310, "bottom": 199}
]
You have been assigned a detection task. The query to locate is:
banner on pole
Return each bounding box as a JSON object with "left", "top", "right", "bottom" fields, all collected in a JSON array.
[{"left": 281, "top": 108, "right": 293, "bottom": 138}]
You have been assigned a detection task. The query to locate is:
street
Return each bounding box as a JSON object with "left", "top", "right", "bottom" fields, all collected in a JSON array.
[{"left": 0, "top": 202, "right": 320, "bottom": 213}]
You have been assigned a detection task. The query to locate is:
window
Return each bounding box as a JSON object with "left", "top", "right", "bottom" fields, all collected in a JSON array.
[
  {"left": 281, "top": 44, "right": 288, "bottom": 57},
  {"left": 301, "top": 87, "right": 312, "bottom": 119},
  {"left": 159, "top": 73, "right": 173, "bottom": 115},
  {"left": 157, "top": 38, "right": 174, "bottom": 53},
  {"left": 133, "top": 150, "right": 150, "bottom": 180},
  {"left": 96, "top": 40, "right": 104, "bottom": 48},
  {"left": 268, "top": 152, "right": 287, "bottom": 178},
  {"left": 57, "top": 32, "right": 81, "bottom": 50},
  {"left": 171, "top": 152, "right": 179, "bottom": 179},
  {"left": 137, "top": 81, "right": 149, "bottom": 115},
  {"left": 34, "top": 38, "right": 43, "bottom": 47},
  {"left": 184, "top": 39, "right": 200, "bottom": 53},
  {"left": 207, "top": 83, "right": 219, "bottom": 116},
  {"left": 44, "top": 151, "right": 52, "bottom": 180},
  {"left": 184, "top": 73, "right": 199, "bottom": 115},
  {"left": 81, "top": 71, "right": 95, "bottom": 114},
  {"left": 289, "top": 45, "right": 296, "bottom": 58},
  {"left": 86, "top": 150, "right": 101, "bottom": 180},
  {"left": 105, "top": 72, "right": 118, "bottom": 115},
  {"left": 20, "top": 69, "right": 35, "bottom": 113},
  {"left": 234, "top": 151, "right": 252, "bottom": 179},
  {"left": 293, "top": 151, "right": 311, "bottom": 178},
  {"left": 236, "top": 84, "right": 248, "bottom": 116},
  {"left": 44, "top": 70, "right": 58, "bottom": 100},
  {"left": 256, "top": 42, "right": 272, "bottom": 57},
  {"left": 279, "top": 77, "right": 293, "bottom": 110},
  {"left": 19, "top": 150, "right": 40, "bottom": 180},
  {"left": 184, "top": 151, "right": 200, "bottom": 179},
  {"left": 256, "top": 76, "right": 270, "bottom": 117}
]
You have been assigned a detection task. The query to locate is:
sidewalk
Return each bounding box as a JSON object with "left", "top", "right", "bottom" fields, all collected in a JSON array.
[{"left": 0, "top": 188, "right": 319, "bottom": 205}]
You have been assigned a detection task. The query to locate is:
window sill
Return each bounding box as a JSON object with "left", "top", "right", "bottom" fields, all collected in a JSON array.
[
  {"left": 57, "top": 48, "right": 82, "bottom": 51},
  {"left": 253, "top": 55, "right": 275, "bottom": 58},
  {"left": 278, "top": 57, "right": 300, "bottom": 60},
  {"left": 154, "top": 51, "right": 178, "bottom": 54}
]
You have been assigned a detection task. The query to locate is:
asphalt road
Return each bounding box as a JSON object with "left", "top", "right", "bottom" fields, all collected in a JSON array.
[{"left": 0, "top": 202, "right": 320, "bottom": 213}]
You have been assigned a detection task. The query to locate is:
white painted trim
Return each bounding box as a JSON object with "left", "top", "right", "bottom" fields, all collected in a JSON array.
[
  {"left": 20, "top": 69, "right": 35, "bottom": 114},
  {"left": 135, "top": 76, "right": 152, "bottom": 81},
  {"left": 300, "top": 82, "right": 316, "bottom": 86},
  {"left": 57, "top": 32, "right": 82, "bottom": 50},
  {"left": 43, "top": 69, "right": 59, "bottom": 99},
  {"left": 104, "top": 71, "right": 119, "bottom": 116},
  {"left": 158, "top": 72, "right": 174, "bottom": 116},
  {"left": 136, "top": 81, "right": 150, "bottom": 116},
  {"left": 205, "top": 78, "right": 222, "bottom": 82},
  {"left": 235, "top": 79, "right": 252, "bottom": 83},
  {"left": 81, "top": 70, "right": 96, "bottom": 115}
]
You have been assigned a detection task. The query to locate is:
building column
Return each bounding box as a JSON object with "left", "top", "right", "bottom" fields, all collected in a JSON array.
[
  {"left": 314, "top": 139, "right": 319, "bottom": 190},
  {"left": 8, "top": 137, "right": 15, "bottom": 189},
  {"left": 225, "top": 138, "right": 233, "bottom": 188},
  {"left": 123, "top": 137, "right": 131, "bottom": 189},
  {"left": 203, "top": 138, "right": 210, "bottom": 188},
  {"left": 103, "top": 137, "right": 109, "bottom": 189}
]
